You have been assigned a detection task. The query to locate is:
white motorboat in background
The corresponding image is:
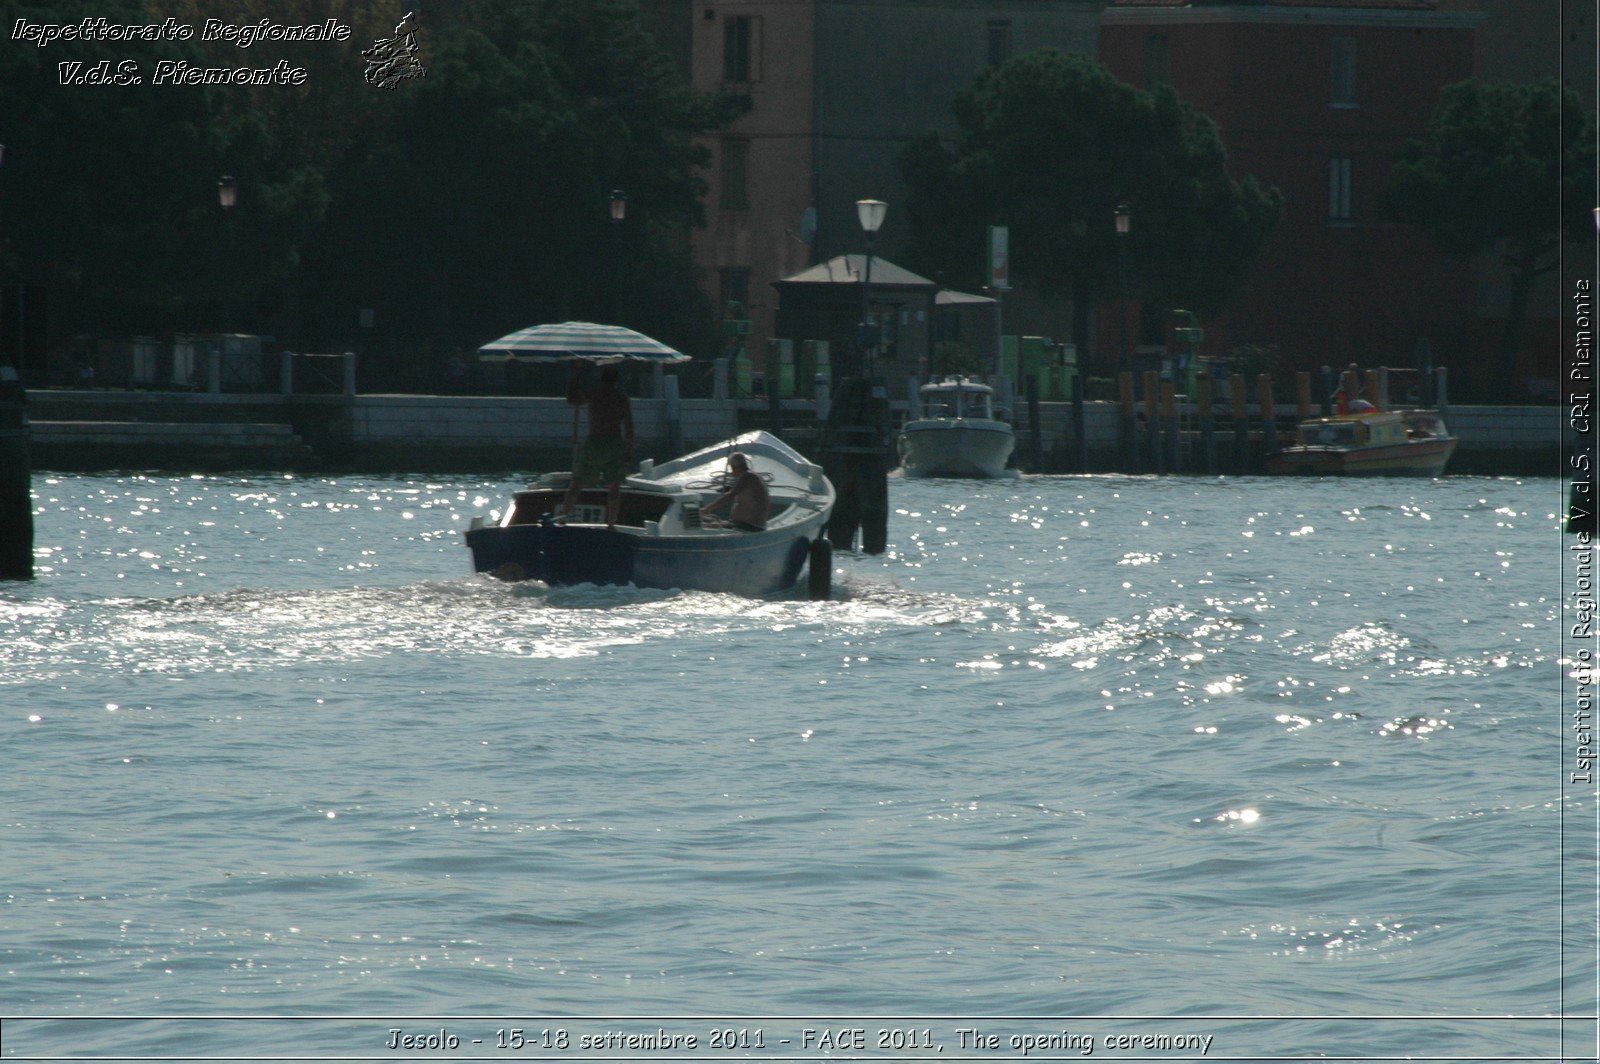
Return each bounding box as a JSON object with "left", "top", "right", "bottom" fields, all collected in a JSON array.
[{"left": 897, "top": 377, "right": 1015, "bottom": 478}]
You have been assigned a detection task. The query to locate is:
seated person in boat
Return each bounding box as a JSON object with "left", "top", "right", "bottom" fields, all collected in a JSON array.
[
  {"left": 562, "top": 363, "right": 634, "bottom": 529},
  {"left": 702, "top": 451, "right": 769, "bottom": 532}
]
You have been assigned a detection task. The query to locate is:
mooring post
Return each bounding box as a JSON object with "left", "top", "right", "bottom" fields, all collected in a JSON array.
[
  {"left": 1071, "top": 374, "right": 1087, "bottom": 473},
  {"left": 1258, "top": 374, "right": 1278, "bottom": 463},
  {"left": 1230, "top": 373, "right": 1248, "bottom": 473},
  {"left": 280, "top": 351, "right": 294, "bottom": 396},
  {"left": 1118, "top": 371, "right": 1138, "bottom": 473},
  {"left": 1363, "top": 369, "right": 1380, "bottom": 408},
  {"left": 768, "top": 384, "right": 783, "bottom": 438},
  {"left": 0, "top": 366, "right": 32, "bottom": 581},
  {"left": 1435, "top": 367, "right": 1449, "bottom": 420},
  {"left": 1377, "top": 366, "right": 1390, "bottom": 410},
  {"left": 1319, "top": 365, "right": 1333, "bottom": 416},
  {"left": 1197, "top": 375, "right": 1216, "bottom": 475},
  {"left": 713, "top": 357, "right": 729, "bottom": 401},
  {"left": 1143, "top": 370, "right": 1160, "bottom": 473},
  {"left": 1296, "top": 372, "right": 1312, "bottom": 421},
  {"left": 342, "top": 352, "right": 357, "bottom": 396},
  {"left": 664, "top": 374, "right": 683, "bottom": 457},
  {"left": 819, "top": 376, "right": 891, "bottom": 555},
  {"left": 1026, "top": 375, "right": 1042, "bottom": 472},
  {"left": 1160, "top": 381, "right": 1179, "bottom": 473}
]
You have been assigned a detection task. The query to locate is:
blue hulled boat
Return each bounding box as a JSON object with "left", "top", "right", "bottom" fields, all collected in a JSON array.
[{"left": 464, "top": 431, "right": 836, "bottom": 599}]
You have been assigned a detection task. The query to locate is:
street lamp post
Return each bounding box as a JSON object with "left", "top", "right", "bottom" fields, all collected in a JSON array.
[
  {"left": 856, "top": 198, "right": 887, "bottom": 378},
  {"left": 1114, "top": 203, "right": 1130, "bottom": 380},
  {"left": 609, "top": 189, "right": 627, "bottom": 325},
  {"left": 218, "top": 175, "right": 237, "bottom": 335}
]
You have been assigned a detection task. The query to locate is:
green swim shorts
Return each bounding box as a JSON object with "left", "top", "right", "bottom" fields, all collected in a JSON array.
[{"left": 574, "top": 437, "right": 628, "bottom": 486}]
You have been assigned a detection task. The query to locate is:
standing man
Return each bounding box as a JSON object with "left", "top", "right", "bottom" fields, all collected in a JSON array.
[{"left": 562, "top": 363, "right": 634, "bottom": 529}]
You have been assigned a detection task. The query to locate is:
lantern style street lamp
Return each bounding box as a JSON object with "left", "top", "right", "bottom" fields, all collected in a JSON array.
[
  {"left": 218, "top": 176, "right": 237, "bottom": 335},
  {"left": 609, "top": 190, "right": 628, "bottom": 323},
  {"left": 856, "top": 198, "right": 887, "bottom": 377}
]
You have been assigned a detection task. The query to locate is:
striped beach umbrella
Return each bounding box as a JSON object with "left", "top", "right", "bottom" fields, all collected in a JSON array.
[{"left": 478, "top": 321, "right": 690, "bottom": 364}]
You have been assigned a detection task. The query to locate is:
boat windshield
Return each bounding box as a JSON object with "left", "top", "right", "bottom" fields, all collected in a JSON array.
[
  {"left": 1305, "top": 422, "right": 1358, "bottom": 446},
  {"left": 922, "top": 385, "right": 993, "bottom": 419}
]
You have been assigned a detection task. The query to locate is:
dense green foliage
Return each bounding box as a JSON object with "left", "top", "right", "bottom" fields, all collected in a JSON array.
[
  {"left": 899, "top": 50, "right": 1281, "bottom": 364},
  {"left": 1383, "top": 77, "right": 1596, "bottom": 392},
  {"left": 1, "top": 0, "right": 742, "bottom": 376}
]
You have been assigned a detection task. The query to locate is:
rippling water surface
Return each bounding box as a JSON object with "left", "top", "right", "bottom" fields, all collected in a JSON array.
[{"left": 1, "top": 471, "right": 1590, "bottom": 1060}]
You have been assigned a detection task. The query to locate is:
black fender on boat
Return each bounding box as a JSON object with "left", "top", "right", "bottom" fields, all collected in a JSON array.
[{"left": 807, "top": 536, "right": 833, "bottom": 601}]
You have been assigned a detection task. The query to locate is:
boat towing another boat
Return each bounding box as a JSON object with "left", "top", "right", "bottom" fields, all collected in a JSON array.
[
  {"left": 464, "top": 431, "right": 835, "bottom": 599},
  {"left": 1266, "top": 408, "right": 1457, "bottom": 476},
  {"left": 897, "top": 377, "right": 1016, "bottom": 479}
]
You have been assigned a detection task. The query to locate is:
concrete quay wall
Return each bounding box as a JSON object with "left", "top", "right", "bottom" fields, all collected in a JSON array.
[{"left": 20, "top": 389, "right": 1579, "bottom": 475}]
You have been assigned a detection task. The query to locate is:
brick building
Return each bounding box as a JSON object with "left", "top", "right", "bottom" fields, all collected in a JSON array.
[
  {"left": 669, "top": 0, "right": 1104, "bottom": 382},
  {"left": 1099, "top": 0, "right": 1486, "bottom": 392}
]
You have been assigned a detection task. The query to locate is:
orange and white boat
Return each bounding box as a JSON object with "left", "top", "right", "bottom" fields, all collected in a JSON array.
[{"left": 1266, "top": 408, "right": 1457, "bottom": 477}]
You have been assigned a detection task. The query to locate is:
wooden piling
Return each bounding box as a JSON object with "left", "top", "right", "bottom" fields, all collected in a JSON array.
[
  {"left": 1160, "top": 381, "right": 1178, "bottom": 473},
  {"left": 1258, "top": 374, "right": 1278, "bottom": 460},
  {"left": 818, "top": 376, "right": 891, "bottom": 555},
  {"left": 1197, "top": 375, "right": 1216, "bottom": 474},
  {"left": 1296, "top": 372, "right": 1312, "bottom": 420},
  {"left": 1070, "top": 374, "right": 1087, "bottom": 473},
  {"left": 1143, "top": 371, "right": 1160, "bottom": 473},
  {"left": 1026, "top": 375, "right": 1043, "bottom": 472},
  {"left": 0, "top": 369, "right": 32, "bottom": 581},
  {"left": 1118, "top": 372, "right": 1138, "bottom": 473},
  {"left": 1363, "top": 369, "right": 1381, "bottom": 408},
  {"left": 1230, "top": 373, "right": 1248, "bottom": 472},
  {"left": 664, "top": 375, "right": 684, "bottom": 457}
]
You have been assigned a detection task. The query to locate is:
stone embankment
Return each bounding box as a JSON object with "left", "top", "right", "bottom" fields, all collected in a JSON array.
[{"left": 17, "top": 388, "right": 1575, "bottom": 476}]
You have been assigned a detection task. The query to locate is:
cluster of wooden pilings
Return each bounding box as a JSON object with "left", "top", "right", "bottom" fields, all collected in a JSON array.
[{"left": 1099, "top": 364, "right": 1446, "bottom": 476}]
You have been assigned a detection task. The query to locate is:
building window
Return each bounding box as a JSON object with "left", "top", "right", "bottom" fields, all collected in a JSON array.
[
  {"left": 987, "top": 20, "right": 1012, "bottom": 67},
  {"left": 1330, "top": 36, "right": 1356, "bottom": 106},
  {"left": 1328, "top": 157, "right": 1353, "bottom": 222},
  {"left": 720, "top": 139, "right": 749, "bottom": 211},
  {"left": 1145, "top": 34, "right": 1170, "bottom": 88},
  {"left": 723, "top": 14, "right": 760, "bottom": 82}
]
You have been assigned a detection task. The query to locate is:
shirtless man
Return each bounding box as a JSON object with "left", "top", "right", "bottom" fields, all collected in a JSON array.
[
  {"left": 561, "top": 363, "right": 634, "bottom": 529},
  {"left": 702, "top": 452, "right": 769, "bottom": 531}
]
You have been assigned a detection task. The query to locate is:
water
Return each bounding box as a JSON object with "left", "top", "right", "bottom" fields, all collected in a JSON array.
[{"left": 1, "top": 471, "right": 1591, "bottom": 1061}]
